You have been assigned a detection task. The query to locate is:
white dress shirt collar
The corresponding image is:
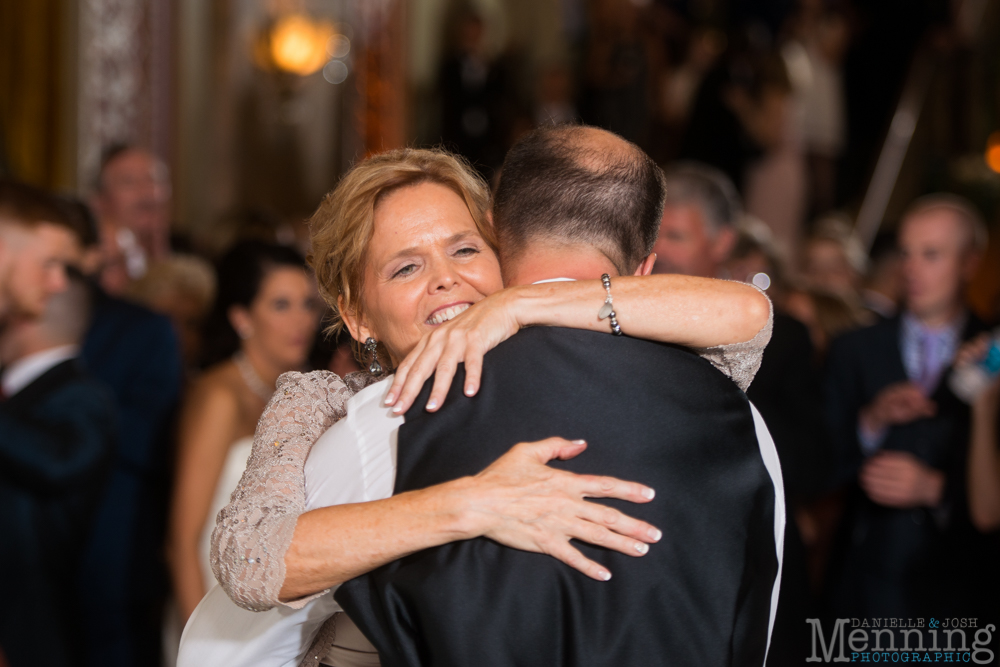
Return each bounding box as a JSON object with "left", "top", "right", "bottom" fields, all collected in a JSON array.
[{"left": 1, "top": 344, "right": 79, "bottom": 398}]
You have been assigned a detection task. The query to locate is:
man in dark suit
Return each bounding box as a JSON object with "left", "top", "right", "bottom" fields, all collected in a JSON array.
[
  {"left": 335, "top": 126, "right": 783, "bottom": 666},
  {"left": 824, "top": 195, "right": 995, "bottom": 626},
  {"left": 60, "top": 196, "right": 183, "bottom": 667},
  {"left": 0, "top": 273, "right": 116, "bottom": 667}
]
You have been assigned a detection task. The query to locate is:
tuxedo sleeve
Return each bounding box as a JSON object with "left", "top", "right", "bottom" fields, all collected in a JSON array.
[{"left": 0, "top": 380, "right": 115, "bottom": 492}]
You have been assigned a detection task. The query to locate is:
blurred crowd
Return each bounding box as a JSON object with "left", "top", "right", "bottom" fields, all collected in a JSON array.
[{"left": 1, "top": 0, "right": 998, "bottom": 666}]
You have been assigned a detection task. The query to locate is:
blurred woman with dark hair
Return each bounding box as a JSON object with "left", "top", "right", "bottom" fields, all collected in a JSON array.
[{"left": 167, "top": 241, "right": 319, "bottom": 624}]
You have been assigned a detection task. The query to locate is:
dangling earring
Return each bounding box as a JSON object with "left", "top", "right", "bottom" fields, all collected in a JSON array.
[{"left": 365, "top": 337, "right": 382, "bottom": 375}]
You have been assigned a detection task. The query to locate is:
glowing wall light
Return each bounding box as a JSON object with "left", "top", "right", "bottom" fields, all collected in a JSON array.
[
  {"left": 987, "top": 132, "right": 1000, "bottom": 174},
  {"left": 256, "top": 13, "right": 335, "bottom": 76}
]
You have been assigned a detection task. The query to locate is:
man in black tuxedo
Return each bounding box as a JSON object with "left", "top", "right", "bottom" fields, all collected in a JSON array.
[
  {"left": 335, "top": 126, "right": 783, "bottom": 666},
  {"left": 652, "top": 163, "right": 824, "bottom": 665},
  {"left": 824, "top": 195, "right": 996, "bottom": 624},
  {"left": 0, "top": 272, "right": 116, "bottom": 667}
]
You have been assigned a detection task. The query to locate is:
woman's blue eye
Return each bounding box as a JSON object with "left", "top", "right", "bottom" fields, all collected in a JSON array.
[
  {"left": 455, "top": 247, "right": 479, "bottom": 257},
  {"left": 273, "top": 298, "right": 291, "bottom": 311}
]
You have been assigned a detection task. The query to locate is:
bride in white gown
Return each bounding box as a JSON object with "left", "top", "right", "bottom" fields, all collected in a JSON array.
[{"left": 166, "top": 240, "right": 320, "bottom": 631}]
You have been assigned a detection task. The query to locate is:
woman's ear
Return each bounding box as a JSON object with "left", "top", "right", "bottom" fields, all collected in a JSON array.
[
  {"left": 337, "top": 294, "right": 369, "bottom": 342},
  {"left": 228, "top": 305, "right": 253, "bottom": 340},
  {"left": 635, "top": 253, "right": 657, "bottom": 276}
]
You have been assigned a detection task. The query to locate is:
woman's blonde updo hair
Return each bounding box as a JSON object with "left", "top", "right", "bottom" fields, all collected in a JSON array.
[{"left": 309, "top": 147, "right": 496, "bottom": 343}]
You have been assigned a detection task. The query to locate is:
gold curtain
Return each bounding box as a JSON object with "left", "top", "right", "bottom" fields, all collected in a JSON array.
[{"left": 0, "top": 0, "right": 66, "bottom": 188}]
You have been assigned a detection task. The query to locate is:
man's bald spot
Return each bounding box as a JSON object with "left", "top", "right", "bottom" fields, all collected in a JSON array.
[{"left": 549, "top": 125, "right": 642, "bottom": 174}]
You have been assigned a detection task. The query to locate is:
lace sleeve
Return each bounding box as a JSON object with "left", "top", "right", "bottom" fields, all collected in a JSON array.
[
  {"left": 693, "top": 289, "right": 773, "bottom": 392},
  {"left": 210, "top": 369, "right": 377, "bottom": 611}
]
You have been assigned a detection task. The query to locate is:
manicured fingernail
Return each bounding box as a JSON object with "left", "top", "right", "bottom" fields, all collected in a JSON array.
[
  {"left": 642, "top": 487, "right": 655, "bottom": 500},
  {"left": 426, "top": 399, "right": 438, "bottom": 410},
  {"left": 599, "top": 570, "right": 612, "bottom": 581},
  {"left": 571, "top": 439, "right": 586, "bottom": 445},
  {"left": 384, "top": 393, "right": 395, "bottom": 405},
  {"left": 648, "top": 528, "right": 662, "bottom": 542},
  {"left": 392, "top": 404, "right": 404, "bottom": 414},
  {"left": 465, "top": 384, "right": 475, "bottom": 396},
  {"left": 635, "top": 543, "right": 649, "bottom": 555}
]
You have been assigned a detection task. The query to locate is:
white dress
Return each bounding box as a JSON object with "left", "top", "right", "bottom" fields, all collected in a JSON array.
[
  {"left": 200, "top": 436, "right": 255, "bottom": 591},
  {"left": 165, "top": 436, "right": 257, "bottom": 667}
]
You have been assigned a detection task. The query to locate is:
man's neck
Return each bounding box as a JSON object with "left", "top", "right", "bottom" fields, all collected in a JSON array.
[
  {"left": 504, "top": 244, "right": 620, "bottom": 286},
  {"left": 906, "top": 302, "right": 964, "bottom": 330}
]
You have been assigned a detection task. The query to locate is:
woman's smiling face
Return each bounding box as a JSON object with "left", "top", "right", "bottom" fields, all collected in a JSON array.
[{"left": 344, "top": 181, "right": 503, "bottom": 365}]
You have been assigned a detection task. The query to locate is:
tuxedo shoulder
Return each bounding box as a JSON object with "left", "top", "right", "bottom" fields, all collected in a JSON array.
[{"left": 503, "top": 325, "right": 697, "bottom": 356}]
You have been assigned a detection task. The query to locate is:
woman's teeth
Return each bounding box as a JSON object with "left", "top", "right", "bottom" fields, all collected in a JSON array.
[{"left": 426, "top": 303, "right": 470, "bottom": 325}]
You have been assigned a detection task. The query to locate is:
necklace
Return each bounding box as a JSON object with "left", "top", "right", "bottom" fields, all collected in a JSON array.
[{"left": 233, "top": 350, "right": 275, "bottom": 402}]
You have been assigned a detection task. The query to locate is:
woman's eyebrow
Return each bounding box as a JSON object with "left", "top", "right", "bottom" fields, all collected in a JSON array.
[{"left": 384, "top": 232, "right": 477, "bottom": 264}]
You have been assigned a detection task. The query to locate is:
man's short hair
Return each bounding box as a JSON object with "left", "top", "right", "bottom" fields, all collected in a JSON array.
[
  {"left": 0, "top": 180, "right": 82, "bottom": 239},
  {"left": 662, "top": 163, "right": 742, "bottom": 237},
  {"left": 901, "top": 193, "right": 988, "bottom": 254},
  {"left": 492, "top": 125, "right": 666, "bottom": 275}
]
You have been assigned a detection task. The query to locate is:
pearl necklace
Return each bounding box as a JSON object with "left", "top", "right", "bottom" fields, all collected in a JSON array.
[{"left": 233, "top": 350, "right": 275, "bottom": 402}]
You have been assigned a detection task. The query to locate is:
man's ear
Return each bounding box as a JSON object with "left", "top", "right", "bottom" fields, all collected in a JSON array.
[
  {"left": 635, "top": 253, "right": 657, "bottom": 276},
  {"left": 961, "top": 249, "right": 982, "bottom": 283},
  {"left": 337, "top": 293, "right": 369, "bottom": 342},
  {"left": 711, "top": 227, "right": 737, "bottom": 265}
]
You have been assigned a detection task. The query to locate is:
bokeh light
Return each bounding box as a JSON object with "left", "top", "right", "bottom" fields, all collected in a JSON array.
[
  {"left": 987, "top": 131, "right": 1000, "bottom": 174},
  {"left": 268, "top": 14, "right": 335, "bottom": 76}
]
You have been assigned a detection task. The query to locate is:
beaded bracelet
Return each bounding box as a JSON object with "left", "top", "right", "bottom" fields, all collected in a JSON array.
[{"left": 599, "top": 273, "right": 623, "bottom": 335}]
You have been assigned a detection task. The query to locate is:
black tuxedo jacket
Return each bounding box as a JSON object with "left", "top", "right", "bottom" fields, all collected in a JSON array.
[
  {"left": 824, "top": 314, "right": 998, "bottom": 619},
  {"left": 337, "top": 327, "right": 779, "bottom": 667},
  {"left": 0, "top": 359, "right": 116, "bottom": 667}
]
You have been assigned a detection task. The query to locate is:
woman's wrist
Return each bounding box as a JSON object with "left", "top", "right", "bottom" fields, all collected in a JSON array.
[{"left": 409, "top": 476, "right": 487, "bottom": 542}]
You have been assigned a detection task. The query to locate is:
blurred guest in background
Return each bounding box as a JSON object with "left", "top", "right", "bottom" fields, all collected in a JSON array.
[
  {"left": 0, "top": 271, "right": 116, "bottom": 667},
  {"left": 860, "top": 232, "right": 903, "bottom": 320},
  {"left": 957, "top": 336, "right": 1000, "bottom": 533},
  {"left": 90, "top": 145, "right": 172, "bottom": 294},
  {"left": 824, "top": 195, "right": 992, "bottom": 623},
  {"left": 652, "top": 163, "right": 739, "bottom": 278},
  {"left": 680, "top": 38, "right": 793, "bottom": 195},
  {"left": 790, "top": 215, "right": 873, "bottom": 355},
  {"left": 64, "top": 196, "right": 183, "bottom": 667},
  {"left": 801, "top": 214, "right": 866, "bottom": 300},
  {"left": 582, "top": 0, "right": 657, "bottom": 149},
  {"left": 129, "top": 255, "right": 217, "bottom": 374},
  {"left": 782, "top": 0, "right": 850, "bottom": 218},
  {"left": 439, "top": 8, "right": 508, "bottom": 178},
  {"left": 167, "top": 241, "right": 319, "bottom": 625},
  {"left": 653, "top": 163, "right": 826, "bottom": 665},
  {"left": 0, "top": 181, "right": 82, "bottom": 330}
]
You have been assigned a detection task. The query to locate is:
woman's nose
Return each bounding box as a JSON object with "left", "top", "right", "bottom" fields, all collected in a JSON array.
[{"left": 426, "top": 258, "right": 460, "bottom": 293}]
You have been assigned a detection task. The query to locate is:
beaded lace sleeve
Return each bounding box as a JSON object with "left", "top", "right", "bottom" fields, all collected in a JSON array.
[
  {"left": 210, "top": 369, "right": 378, "bottom": 612},
  {"left": 693, "top": 289, "right": 773, "bottom": 392}
]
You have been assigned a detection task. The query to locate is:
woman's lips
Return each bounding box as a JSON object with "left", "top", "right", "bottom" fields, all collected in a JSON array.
[{"left": 426, "top": 302, "right": 471, "bottom": 325}]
